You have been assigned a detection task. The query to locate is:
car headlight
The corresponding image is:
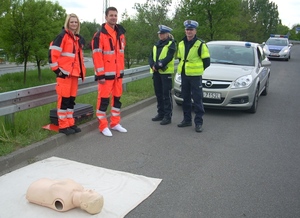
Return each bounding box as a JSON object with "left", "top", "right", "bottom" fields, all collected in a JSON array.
[
  {"left": 232, "top": 75, "right": 253, "bottom": 89},
  {"left": 175, "top": 73, "right": 181, "bottom": 83},
  {"left": 281, "top": 48, "right": 289, "bottom": 54}
]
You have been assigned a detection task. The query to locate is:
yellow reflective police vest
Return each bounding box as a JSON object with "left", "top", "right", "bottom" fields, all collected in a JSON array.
[
  {"left": 150, "top": 41, "right": 175, "bottom": 74},
  {"left": 177, "top": 40, "right": 210, "bottom": 76}
]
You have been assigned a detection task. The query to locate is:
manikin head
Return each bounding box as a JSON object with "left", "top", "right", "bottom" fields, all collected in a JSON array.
[{"left": 79, "top": 190, "right": 104, "bottom": 214}]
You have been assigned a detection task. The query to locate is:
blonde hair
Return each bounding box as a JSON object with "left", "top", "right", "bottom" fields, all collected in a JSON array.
[
  {"left": 168, "top": 33, "right": 174, "bottom": 40},
  {"left": 64, "top": 13, "right": 80, "bottom": 34}
]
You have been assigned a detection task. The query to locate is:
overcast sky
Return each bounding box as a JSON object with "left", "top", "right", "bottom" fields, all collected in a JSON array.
[{"left": 53, "top": 0, "right": 299, "bottom": 29}]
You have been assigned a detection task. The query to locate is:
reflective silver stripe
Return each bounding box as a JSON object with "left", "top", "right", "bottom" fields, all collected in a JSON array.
[
  {"left": 50, "top": 63, "right": 58, "bottom": 67},
  {"left": 67, "top": 108, "right": 73, "bottom": 118},
  {"left": 103, "top": 51, "right": 115, "bottom": 55},
  {"left": 105, "top": 71, "right": 116, "bottom": 76},
  {"left": 49, "top": 45, "right": 62, "bottom": 52},
  {"left": 97, "top": 110, "right": 106, "bottom": 114},
  {"left": 93, "top": 48, "right": 102, "bottom": 53},
  {"left": 96, "top": 110, "right": 106, "bottom": 119},
  {"left": 119, "top": 49, "right": 124, "bottom": 53},
  {"left": 57, "top": 109, "right": 67, "bottom": 113},
  {"left": 111, "top": 107, "right": 120, "bottom": 112},
  {"left": 96, "top": 67, "right": 104, "bottom": 73},
  {"left": 58, "top": 115, "right": 67, "bottom": 119},
  {"left": 97, "top": 115, "right": 106, "bottom": 119},
  {"left": 111, "top": 112, "right": 119, "bottom": 117},
  {"left": 61, "top": 52, "right": 75, "bottom": 57}
]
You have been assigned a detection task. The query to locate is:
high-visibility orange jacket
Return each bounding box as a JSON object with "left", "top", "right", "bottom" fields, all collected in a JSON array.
[
  {"left": 91, "top": 23, "right": 126, "bottom": 80},
  {"left": 49, "top": 28, "right": 86, "bottom": 81}
]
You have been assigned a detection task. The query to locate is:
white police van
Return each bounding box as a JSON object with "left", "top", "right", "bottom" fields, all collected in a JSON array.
[{"left": 262, "top": 34, "right": 292, "bottom": 61}]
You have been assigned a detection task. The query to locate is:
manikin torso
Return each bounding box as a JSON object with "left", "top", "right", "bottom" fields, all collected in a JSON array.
[{"left": 26, "top": 178, "right": 103, "bottom": 214}]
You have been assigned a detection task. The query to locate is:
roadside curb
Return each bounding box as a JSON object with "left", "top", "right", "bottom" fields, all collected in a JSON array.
[{"left": 0, "top": 96, "right": 156, "bottom": 174}]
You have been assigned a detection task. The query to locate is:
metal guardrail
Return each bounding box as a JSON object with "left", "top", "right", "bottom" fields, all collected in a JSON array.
[
  {"left": 290, "top": 40, "right": 300, "bottom": 44},
  {"left": 0, "top": 65, "right": 151, "bottom": 117}
]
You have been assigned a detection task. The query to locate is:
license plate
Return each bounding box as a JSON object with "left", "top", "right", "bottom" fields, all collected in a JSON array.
[
  {"left": 203, "top": 92, "right": 221, "bottom": 99},
  {"left": 270, "top": 52, "right": 279, "bottom": 57}
]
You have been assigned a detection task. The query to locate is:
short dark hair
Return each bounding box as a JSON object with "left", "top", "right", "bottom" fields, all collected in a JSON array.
[{"left": 105, "top": 7, "right": 118, "bottom": 16}]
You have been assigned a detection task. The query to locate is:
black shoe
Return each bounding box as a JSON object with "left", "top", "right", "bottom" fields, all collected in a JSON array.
[
  {"left": 59, "top": 127, "right": 75, "bottom": 135},
  {"left": 177, "top": 120, "right": 192, "bottom": 127},
  {"left": 160, "top": 118, "right": 171, "bottom": 125},
  {"left": 152, "top": 115, "right": 164, "bottom": 121},
  {"left": 195, "top": 124, "right": 203, "bottom": 132},
  {"left": 70, "top": 125, "right": 81, "bottom": 133}
]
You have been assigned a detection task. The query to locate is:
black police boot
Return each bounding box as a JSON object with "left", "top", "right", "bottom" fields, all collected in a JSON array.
[
  {"left": 177, "top": 120, "right": 192, "bottom": 127},
  {"left": 152, "top": 114, "right": 164, "bottom": 121},
  {"left": 195, "top": 124, "right": 203, "bottom": 132},
  {"left": 160, "top": 118, "right": 171, "bottom": 125},
  {"left": 70, "top": 125, "right": 81, "bottom": 133},
  {"left": 59, "top": 127, "right": 75, "bottom": 135}
]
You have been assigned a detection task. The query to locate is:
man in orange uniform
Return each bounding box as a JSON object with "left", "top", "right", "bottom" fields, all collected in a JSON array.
[
  {"left": 91, "top": 7, "right": 127, "bottom": 137},
  {"left": 49, "top": 13, "right": 86, "bottom": 135}
]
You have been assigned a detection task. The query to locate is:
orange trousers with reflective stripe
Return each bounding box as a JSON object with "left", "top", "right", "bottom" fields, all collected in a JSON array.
[
  {"left": 96, "top": 78, "right": 122, "bottom": 131},
  {"left": 56, "top": 76, "right": 78, "bottom": 129}
]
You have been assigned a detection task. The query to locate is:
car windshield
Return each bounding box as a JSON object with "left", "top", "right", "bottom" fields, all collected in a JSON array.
[
  {"left": 208, "top": 44, "right": 255, "bottom": 66},
  {"left": 266, "top": 38, "right": 288, "bottom": 46}
]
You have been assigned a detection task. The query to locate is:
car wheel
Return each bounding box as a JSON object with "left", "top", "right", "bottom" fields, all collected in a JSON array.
[
  {"left": 261, "top": 76, "right": 269, "bottom": 96},
  {"left": 247, "top": 86, "right": 259, "bottom": 113}
]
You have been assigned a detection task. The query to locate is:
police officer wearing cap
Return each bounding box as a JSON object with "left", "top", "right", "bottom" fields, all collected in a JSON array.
[
  {"left": 177, "top": 20, "right": 210, "bottom": 132},
  {"left": 149, "top": 25, "right": 176, "bottom": 125}
]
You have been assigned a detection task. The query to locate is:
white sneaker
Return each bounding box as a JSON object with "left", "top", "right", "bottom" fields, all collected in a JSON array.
[
  {"left": 102, "top": 127, "right": 112, "bottom": 137},
  {"left": 111, "top": 124, "right": 127, "bottom": 133}
]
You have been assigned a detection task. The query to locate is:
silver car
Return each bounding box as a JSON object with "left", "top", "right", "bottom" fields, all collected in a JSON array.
[{"left": 173, "top": 41, "right": 271, "bottom": 113}]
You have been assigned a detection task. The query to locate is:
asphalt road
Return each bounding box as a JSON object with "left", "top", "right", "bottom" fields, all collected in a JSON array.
[{"left": 2, "top": 47, "right": 300, "bottom": 218}]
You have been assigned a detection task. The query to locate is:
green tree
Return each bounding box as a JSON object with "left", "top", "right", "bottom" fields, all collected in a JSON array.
[
  {"left": 30, "top": 1, "right": 65, "bottom": 80},
  {"left": 246, "top": 0, "right": 280, "bottom": 42},
  {"left": 0, "top": 0, "right": 65, "bottom": 83},
  {"left": 81, "top": 20, "right": 100, "bottom": 49},
  {"left": 174, "top": 0, "right": 241, "bottom": 41},
  {"left": 128, "top": 0, "right": 173, "bottom": 62},
  {"left": 288, "top": 24, "right": 300, "bottom": 41}
]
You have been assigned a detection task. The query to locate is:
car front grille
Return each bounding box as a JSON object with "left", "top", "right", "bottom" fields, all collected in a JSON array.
[
  {"left": 203, "top": 98, "right": 225, "bottom": 104},
  {"left": 202, "top": 79, "right": 231, "bottom": 89}
]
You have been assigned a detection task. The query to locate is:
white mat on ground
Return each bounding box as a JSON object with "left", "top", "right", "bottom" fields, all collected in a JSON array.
[{"left": 0, "top": 156, "right": 162, "bottom": 218}]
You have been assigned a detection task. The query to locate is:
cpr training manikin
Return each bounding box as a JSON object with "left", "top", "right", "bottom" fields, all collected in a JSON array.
[{"left": 26, "top": 178, "right": 104, "bottom": 214}]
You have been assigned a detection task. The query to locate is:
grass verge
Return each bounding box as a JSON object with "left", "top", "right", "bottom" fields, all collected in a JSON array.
[{"left": 0, "top": 65, "right": 154, "bottom": 156}]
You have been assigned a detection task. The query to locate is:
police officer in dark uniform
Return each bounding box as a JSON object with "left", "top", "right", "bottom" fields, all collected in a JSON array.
[
  {"left": 149, "top": 25, "right": 176, "bottom": 125},
  {"left": 177, "top": 20, "right": 210, "bottom": 132}
]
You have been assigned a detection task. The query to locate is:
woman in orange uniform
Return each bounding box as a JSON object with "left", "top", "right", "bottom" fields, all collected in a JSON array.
[{"left": 49, "top": 13, "right": 86, "bottom": 135}]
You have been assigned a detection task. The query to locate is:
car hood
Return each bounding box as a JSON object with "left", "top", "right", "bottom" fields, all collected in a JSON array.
[
  {"left": 266, "top": 45, "right": 285, "bottom": 51},
  {"left": 203, "top": 64, "right": 255, "bottom": 81}
]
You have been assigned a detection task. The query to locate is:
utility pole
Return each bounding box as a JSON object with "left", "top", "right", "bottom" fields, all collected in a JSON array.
[{"left": 102, "top": 0, "right": 110, "bottom": 23}]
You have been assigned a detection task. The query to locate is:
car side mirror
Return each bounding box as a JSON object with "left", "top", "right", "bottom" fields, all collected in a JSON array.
[{"left": 261, "top": 59, "right": 271, "bottom": 67}]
